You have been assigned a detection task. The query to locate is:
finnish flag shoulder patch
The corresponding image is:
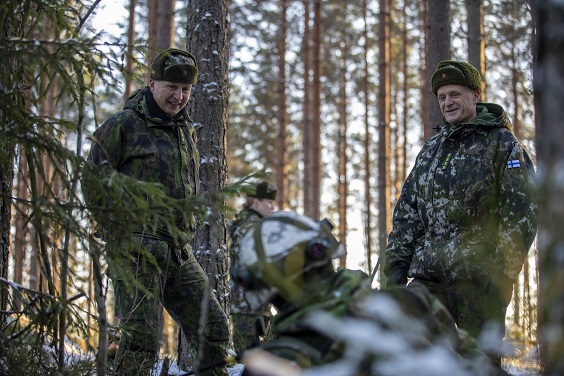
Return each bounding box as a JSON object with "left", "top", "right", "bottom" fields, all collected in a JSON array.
[{"left": 507, "top": 159, "right": 521, "bottom": 169}]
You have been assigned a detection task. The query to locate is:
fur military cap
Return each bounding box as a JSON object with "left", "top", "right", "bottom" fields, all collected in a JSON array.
[
  {"left": 248, "top": 182, "right": 277, "bottom": 200},
  {"left": 150, "top": 48, "right": 198, "bottom": 84},
  {"left": 431, "top": 60, "right": 482, "bottom": 95}
]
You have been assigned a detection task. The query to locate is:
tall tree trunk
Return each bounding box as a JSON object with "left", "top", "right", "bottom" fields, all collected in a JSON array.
[
  {"left": 399, "top": 0, "right": 408, "bottom": 188},
  {"left": 362, "top": 0, "right": 373, "bottom": 275},
  {"left": 124, "top": 0, "right": 138, "bottom": 99},
  {"left": 12, "top": 151, "right": 28, "bottom": 310},
  {"left": 510, "top": 1, "right": 521, "bottom": 139},
  {"left": 420, "top": 0, "right": 429, "bottom": 139},
  {"left": 425, "top": 0, "right": 450, "bottom": 138},
  {"left": 337, "top": 31, "right": 348, "bottom": 270},
  {"left": 156, "top": 0, "right": 175, "bottom": 50},
  {"left": 276, "top": 0, "right": 288, "bottom": 210},
  {"left": 0, "top": 5, "right": 18, "bottom": 330},
  {"left": 534, "top": 1, "right": 564, "bottom": 374},
  {"left": 466, "top": 0, "right": 486, "bottom": 99},
  {"left": 184, "top": 0, "right": 230, "bottom": 369},
  {"left": 377, "top": 0, "right": 392, "bottom": 286},
  {"left": 147, "top": 0, "right": 159, "bottom": 67},
  {"left": 305, "top": 0, "right": 322, "bottom": 220},
  {"left": 302, "top": 0, "right": 312, "bottom": 215}
]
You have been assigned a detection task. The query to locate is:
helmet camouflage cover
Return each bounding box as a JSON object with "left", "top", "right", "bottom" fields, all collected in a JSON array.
[{"left": 231, "top": 211, "right": 346, "bottom": 308}]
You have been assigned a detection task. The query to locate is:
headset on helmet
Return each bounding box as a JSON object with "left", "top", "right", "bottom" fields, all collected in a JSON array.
[{"left": 230, "top": 212, "right": 346, "bottom": 308}]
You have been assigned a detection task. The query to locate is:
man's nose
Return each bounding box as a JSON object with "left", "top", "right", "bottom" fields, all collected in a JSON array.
[{"left": 172, "top": 88, "right": 184, "bottom": 100}]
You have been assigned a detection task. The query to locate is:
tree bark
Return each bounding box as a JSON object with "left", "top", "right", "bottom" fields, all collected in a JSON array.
[
  {"left": 425, "top": 0, "right": 450, "bottom": 138},
  {"left": 184, "top": 0, "right": 230, "bottom": 368},
  {"left": 337, "top": 25, "right": 348, "bottom": 269},
  {"left": 124, "top": 0, "right": 138, "bottom": 100},
  {"left": 534, "top": 1, "right": 564, "bottom": 374},
  {"left": 377, "top": 0, "right": 392, "bottom": 286},
  {"left": 0, "top": 4, "right": 18, "bottom": 331},
  {"left": 466, "top": 0, "right": 486, "bottom": 99},
  {"left": 302, "top": 0, "right": 313, "bottom": 216},
  {"left": 276, "top": 0, "right": 288, "bottom": 210},
  {"left": 156, "top": 0, "right": 175, "bottom": 50},
  {"left": 305, "top": 0, "right": 322, "bottom": 220},
  {"left": 362, "top": 0, "right": 373, "bottom": 275}
]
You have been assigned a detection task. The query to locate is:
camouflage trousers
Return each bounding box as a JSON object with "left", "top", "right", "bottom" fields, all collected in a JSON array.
[
  {"left": 111, "top": 235, "right": 229, "bottom": 376},
  {"left": 413, "top": 276, "right": 513, "bottom": 362},
  {"left": 231, "top": 313, "right": 265, "bottom": 354}
]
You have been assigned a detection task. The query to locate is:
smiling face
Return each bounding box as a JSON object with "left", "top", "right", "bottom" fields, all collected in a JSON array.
[
  {"left": 149, "top": 79, "right": 192, "bottom": 116},
  {"left": 436, "top": 84, "right": 480, "bottom": 125}
]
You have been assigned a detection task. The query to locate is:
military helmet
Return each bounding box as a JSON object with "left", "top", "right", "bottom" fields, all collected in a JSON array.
[{"left": 230, "top": 211, "right": 346, "bottom": 308}]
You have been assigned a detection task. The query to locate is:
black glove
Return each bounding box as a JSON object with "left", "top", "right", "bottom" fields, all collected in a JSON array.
[{"left": 387, "top": 268, "right": 408, "bottom": 286}]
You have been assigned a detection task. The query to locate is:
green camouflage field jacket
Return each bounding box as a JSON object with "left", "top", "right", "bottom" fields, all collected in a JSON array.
[
  {"left": 87, "top": 87, "right": 200, "bottom": 234},
  {"left": 385, "top": 103, "right": 538, "bottom": 284}
]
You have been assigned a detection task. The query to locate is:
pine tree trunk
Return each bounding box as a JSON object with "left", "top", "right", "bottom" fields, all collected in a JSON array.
[
  {"left": 302, "top": 0, "right": 315, "bottom": 217},
  {"left": 306, "top": 0, "right": 322, "bottom": 220},
  {"left": 182, "top": 0, "right": 230, "bottom": 368},
  {"left": 124, "top": 0, "right": 138, "bottom": 99},
  {"left": 535, "top": 2, "right": 564, "bottom": 373},
  {"left": 420, "top": 0, "right": 429, "bottom": 140},
  {"left": 0, "top": 6, "right": 17, "bottom": 331},
  {"left": 156, "top": 0, "right": 175, "bottom": 50},
  {"left": 466, "top": 0, "right": 486, "bottom": 99},
  {"left": 362, "top": 0, "right": 373, "bottom": 274},
  {"left": 425, "top": 0, "right": 450, "bottom": 138},
  {"left": 377, "top": 0, "right": 392, "bottom": 286},
  {"left": 337, "top": 30, "right": 348, "bottom": 270},
  {"left": 12, "top": 151, "right": 28, "bottom": 310},
  {"left": 147, "top": 0, "right": 159, "bottom": 65},
  {"left": 276, "top": 0, "right": 288, "bottom": 210}
]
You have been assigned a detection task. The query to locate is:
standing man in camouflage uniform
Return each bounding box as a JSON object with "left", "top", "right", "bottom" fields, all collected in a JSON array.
[
  {"left": 384, "top": 60, "right": 538, "bottom": 361},
  {"left": 85, "top": 48, "right": 229, "bottom": 376},
  {"left": 228, "top": 182, "right": 277, "bottom": 353}
]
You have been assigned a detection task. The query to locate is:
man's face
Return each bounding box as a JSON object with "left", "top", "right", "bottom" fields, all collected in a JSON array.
[
  {"left": 149, "top": 79, "right": 192, "bottom": 116},
  {"left": 251, "top": 198, "right": 275, "bottom": 217},
  {"left": 436, "top": 84, "right": 480, "bottom": 125}
]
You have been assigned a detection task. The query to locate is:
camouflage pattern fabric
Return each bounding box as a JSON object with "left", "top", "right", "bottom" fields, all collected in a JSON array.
[
  {"left": 87, "top": 87, "right": 200, "bottom": 232},
  {"left": 112, "top": 236, "right": 229, "bottom": 376},
  {"left": 228, "top": 208, "right": 271, "bottom": 352},
  {"left": 384, "top": 103, "right": 538, "bottom": 341},
  {"left": 86, "top": 87, "right": 228, "bottom": 375},
  {"left": 261, "top": 269, "right": 499, "bottom": 374}
]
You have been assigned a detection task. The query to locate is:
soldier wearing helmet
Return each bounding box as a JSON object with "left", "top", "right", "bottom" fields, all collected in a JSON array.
[
  {"left": 228, "top": 182, "right": 277, "bottom": 353},
  {"left": 231, "top": 211, "right": 508, "bottom": 376}
]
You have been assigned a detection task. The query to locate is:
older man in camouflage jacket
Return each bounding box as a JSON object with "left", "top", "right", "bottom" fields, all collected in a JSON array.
[
  {"left": 384, "top": 60, "right": 538, "bottom": 362},
  {"left": 228, "top": 182, "right": 277, "bottom": 353},
  {"left": 85, "top": 48, "right": 229, "bottom": 376}
]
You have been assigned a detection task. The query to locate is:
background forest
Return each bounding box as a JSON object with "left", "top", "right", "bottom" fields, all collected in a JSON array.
[{"left": 0, "top": 0, "right": 563, "bottom": 375}]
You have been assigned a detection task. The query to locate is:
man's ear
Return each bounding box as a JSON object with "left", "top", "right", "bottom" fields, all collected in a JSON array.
[
  {"left": 149, "top": 79, "right": 156, "bottom": 93},
  {"left": 473, "top": 89, "right": 481, "bottom": 103}
]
